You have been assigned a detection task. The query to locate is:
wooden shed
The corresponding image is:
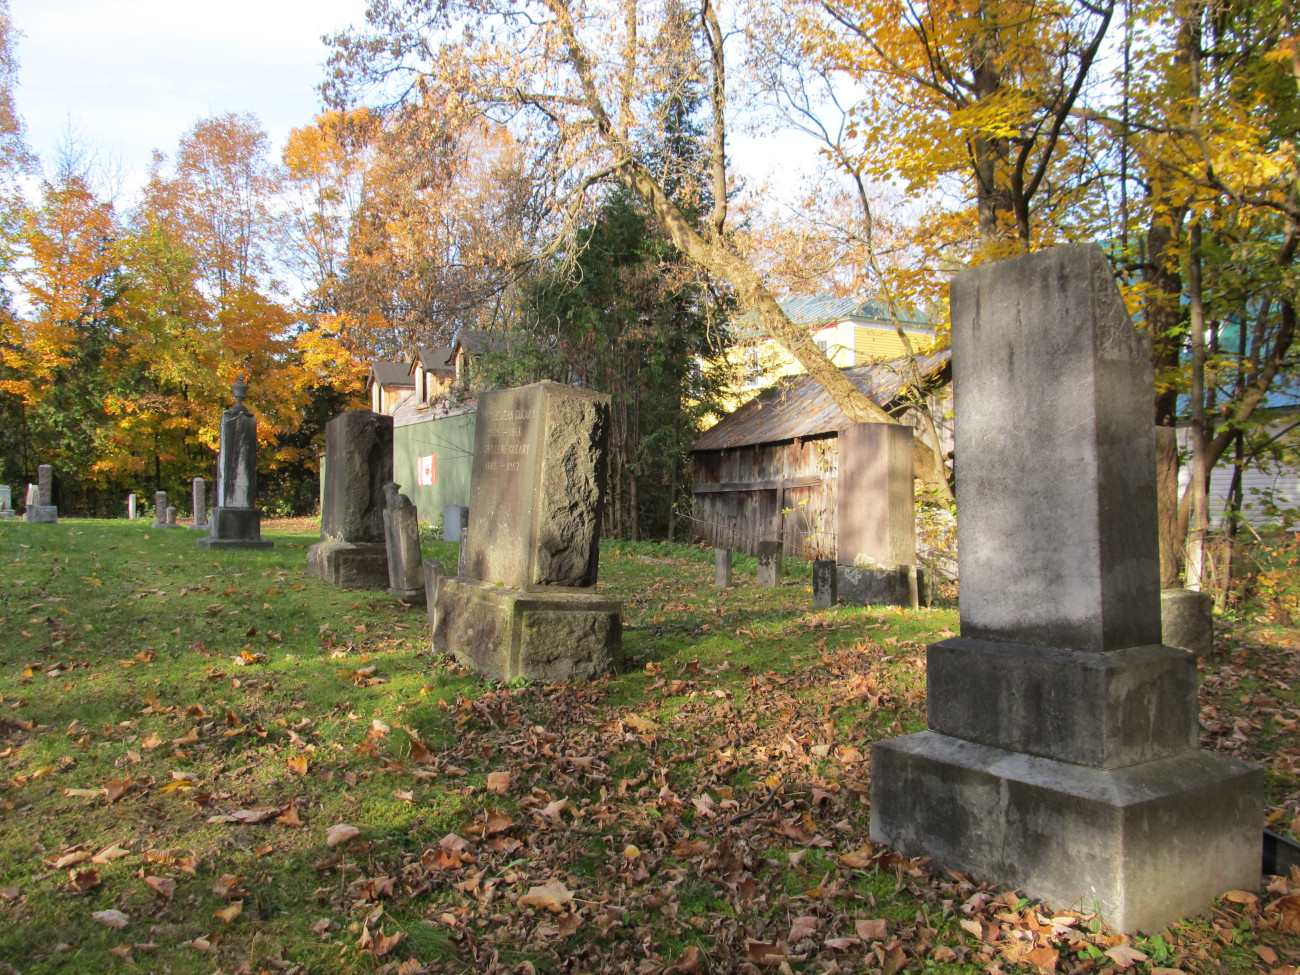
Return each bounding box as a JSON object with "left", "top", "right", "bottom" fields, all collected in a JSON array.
[{"left": 689, "top": 351, "right": 952, "bottom": 559}]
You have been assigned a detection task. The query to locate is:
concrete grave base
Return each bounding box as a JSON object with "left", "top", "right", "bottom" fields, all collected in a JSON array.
[
  {"left": 197, "top": 508, "right": 273, "bottom": 550},
  {"left": 0, "top": 510, "right": 14, "bottom": 519},
  {"left": 1161, "top": 588, "right": 1214, "bottom": 657},
  {"left": 391, "top": 585, "right": 426, "bottom": 605},
  {"left": 870, "top": 731, "right": 1262, "bottom": 933},
  {"left": 306, "top": 540, "right": 389, "bottom": 588},
  {"left": 25, "top": 505, "right": 57, "bottom": 524},
  {"left": 433, "top": 576, "right": 622, "bottom": 682},
  {"left": 836, "top": 565, "right": 930, "bottom": 608}
]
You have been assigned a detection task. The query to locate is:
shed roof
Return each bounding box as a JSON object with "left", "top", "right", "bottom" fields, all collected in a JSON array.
[
  {"left": 413, "top": 345, "right": 455, "bottom": 376},
  {"left": 368, "top": 361, "right": 416, "bottom": 390},
  {"left": 691, "top": 349, "right": 951, "bottom": 452}
]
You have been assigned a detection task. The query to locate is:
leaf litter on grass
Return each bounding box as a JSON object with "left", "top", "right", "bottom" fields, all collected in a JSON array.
[{"left": 0, "top": 522, "right": 1298, "bottom": 974}]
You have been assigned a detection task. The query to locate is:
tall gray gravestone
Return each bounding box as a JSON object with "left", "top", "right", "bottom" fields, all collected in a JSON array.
[
  {"left": 869, "top": 243, "right": 1261, "bottom": 932},
  {"left": 0, "top": 484, "right": 13, "bottom": 519},
  {"left": 383, "top": 482, "right": 425, "bottom": 603},
  {"left": 26, "top": 465, "right": 57, "bottom": 523},
  {"left": 189, "top": 477, "right": 209, "bottom": 531},
  {"left": 433, "top": 381, "right": 622, "bottom": 682},
  {"left": 198, "top": 380, "right": 272, "bottom": 550},
  {"left": 836, "top": 423, "right": 927, "bottom": 607},
  {"left": 152, "top": 491, "right": 168, "bottom": 528},
  {"left": 127, "top": 493, "right": 137, "bottom": 520},
  {"left": 443, "top": 504, "right": 468, "bottom": 542},
  {"left": 306, "top": 410, "right": 393, "bottom": 588}
]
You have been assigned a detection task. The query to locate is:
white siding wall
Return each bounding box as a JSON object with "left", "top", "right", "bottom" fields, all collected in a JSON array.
[{"left": 1176, "top": 423, "right": 1300, "bottom": 527}]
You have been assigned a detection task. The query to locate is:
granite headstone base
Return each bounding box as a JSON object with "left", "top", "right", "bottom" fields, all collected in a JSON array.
[
  {"left": 197, "top": 507, "right": 273, "bottom": 550},
  {"left": 25, "top": 505, "right": 57, "bottom": 524},
  {"left": 433, "top": 576, "right": 622, "bottom": 682},
  {"left": 870, "top": 730, "right": 1261, "bottom": 933},
  {"left": 836, "top": 565, "right": 930, "bottom": 608},
  {"left": 0, "top": 509, "right": 14, "bottom": 520},
  {"left": 1161, "top": 588, "right": 1214, "bottom": 657},
  {"left": 306, "top": 539, "right": 389, "bottom": 588}
]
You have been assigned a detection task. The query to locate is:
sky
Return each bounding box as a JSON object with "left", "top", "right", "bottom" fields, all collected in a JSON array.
[{"left": 9, "top": 0, "right": 369, "bottom": 198}]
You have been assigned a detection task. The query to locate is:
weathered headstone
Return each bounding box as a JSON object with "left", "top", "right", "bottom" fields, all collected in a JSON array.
[
  {"left": 1161, "top": 588, "right": 1215, "bottom": 657},
  {"left": 199, "top": 380, "right": 273, "bottom": 550},
  {"left": 189, "top": 477, "right": 209, "bottom": 531},
  {"left": 423, "top": 558, "right": 445, "bottom": 643},
  {"left": 713, "top": 547, "right": 732, "bottom": 589},
  {"left": 433, "top": 381, "right": 622, "bottom": 682},
  {"left": 383, "top": 482, "right": 426, "bottom": 603},
  {"left": 127, "top": 493, "right": 137, "bottom": 520},
  {"left": 812, "top": 559, "right": 837, "bottom": 609},
  {"left": 306, "top": 409, "right": 393, "bottom": 587},
  {"left": 756, "top": 540, "right": 782, "bottom": 587},
  {"left": 869, "top": 243, "right": 1261, "bottom": 932},
  {"left": 0, "top": 484, "right": 13, "bottom": 520},
  {"left": 25, "top": 465, "right": 58, "bottom": 523},
  {"left": 152, "top": 491, "right": 168, "bottom": 528},
  {"left": 836, "top": 422, "right": 928, "bottom": 607},
  {"left": 166, "top": 505, "right": 177, "bottom": 526},
  {"left": 443, "top": 504, "right": 469, "bottom": 542}
]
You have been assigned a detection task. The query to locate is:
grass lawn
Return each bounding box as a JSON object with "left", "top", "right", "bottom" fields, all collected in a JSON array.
[{"left": 0, "top": 518, "right": 1298, "bottom": 974}]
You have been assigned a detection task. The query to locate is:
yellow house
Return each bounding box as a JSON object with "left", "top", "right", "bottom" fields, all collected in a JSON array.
[{"left": 711, "top": 296, "right": 936, "bottom": 414}]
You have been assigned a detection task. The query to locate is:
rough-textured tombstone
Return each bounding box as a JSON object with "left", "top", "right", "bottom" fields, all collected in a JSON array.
[
  {"left": 383, "top": 482, "right": 426, "bottom": 603},
  {"left": 199, "top": 380, "right": 273, "bottom": 550},
  {"left": 166, "top": 505, "right": 177, "bottom": 526},
  {"left": 713, "top": 548, "right": 732, "bottom": 589},
  {"left": 152, "top": 491, "right": 168, "bottom": 528},
  {"left": 756, "top": 540, "right": 782, "bottom": 588},
  {"left": 0, "top": 484, "right": 13, "bottom": 520},
  {"left": 25, "top": 466, "right": 58, "bottom": 523},
  {"left": 423, "top": 559, "right": 445, "bottom": 644},
  {"left": 835, "top": 423, "right": 928, "bottom": 606},
  {"left": 443, "top": 504, "right": 469, "bottom": 542},
  {"left": 189, "top": 478, "right": 209, "bottom": 531},
  {"left": 127, "top": 494, "right": 137, "bottom": 520},
  {"left": 1161, "top": 588, "right": 1215, "bottom": 657},
  {"left": 433, "top": 382, "right": 622, "bottom": 682},
  {"left": 812, "top": 559, "right": 838, "bottom": 609},
  {"left": 869, "top": 243, "right": 1261, "bottom": 933},
  {"left": 306, "top": 410, "right": 393, "bottom": 587}
]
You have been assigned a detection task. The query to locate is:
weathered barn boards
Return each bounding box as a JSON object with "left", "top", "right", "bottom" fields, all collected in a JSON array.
[{"left": 689, "top": 352, "right": 951, "bottom": 559}]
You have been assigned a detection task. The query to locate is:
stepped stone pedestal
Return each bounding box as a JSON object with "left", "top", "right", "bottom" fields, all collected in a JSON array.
[
  {"left": 432, "top": 381, "right": 622, "bottom": 682},
  {"left": 868, "top": 243, "right": 1261, "bottom": 933},
  {"left": 26, "top": 465, "right": 57, "bottom": 523},
  {"left": 306, "top": 410, "right": 393, "bottom": 588}
]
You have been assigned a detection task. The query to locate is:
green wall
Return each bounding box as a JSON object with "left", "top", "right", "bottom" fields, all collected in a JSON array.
[{"left": 392, "top": 411, "right": 477, "bottom": 527}]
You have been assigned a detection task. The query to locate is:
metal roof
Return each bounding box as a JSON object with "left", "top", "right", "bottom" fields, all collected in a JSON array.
[
  {"left": 732, "top": 295, "right": 934, "bottom": 342},
  {"left": 690, "top": 349, "right": 951, "bottom": 452}
]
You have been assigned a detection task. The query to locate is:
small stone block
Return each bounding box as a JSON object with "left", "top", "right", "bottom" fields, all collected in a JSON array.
[
  {"left": 870, "top": 731, "right": 1262, "bottom": 933},
  {"left": 714, "top": 548, "right": 732, "bottom": 589},
  {"left": 304, "top": 540, "right": 390, "bottom": 588},
  {"left": 756, "top": 540, "right": 782, "bottom": 588},
  {"left": 1161, "top": 588, "right": 1214, "bottom": 657},
  {"left": 25, "top": 505, "right": 57, "bottom": 524},
  {"left": 836, "top": 565, "right": 930, "bottom": 608},
  {"left": 434, "top": 576, "right": 622, "bottom": 682},
  {"left": 813, "top": 560, "right": 837, "bottom": 608}
]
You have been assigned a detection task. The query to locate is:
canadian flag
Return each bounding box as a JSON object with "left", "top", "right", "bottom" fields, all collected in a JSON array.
[{"left": 417, "top": 454, "right": 436, "bottom": 486}]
